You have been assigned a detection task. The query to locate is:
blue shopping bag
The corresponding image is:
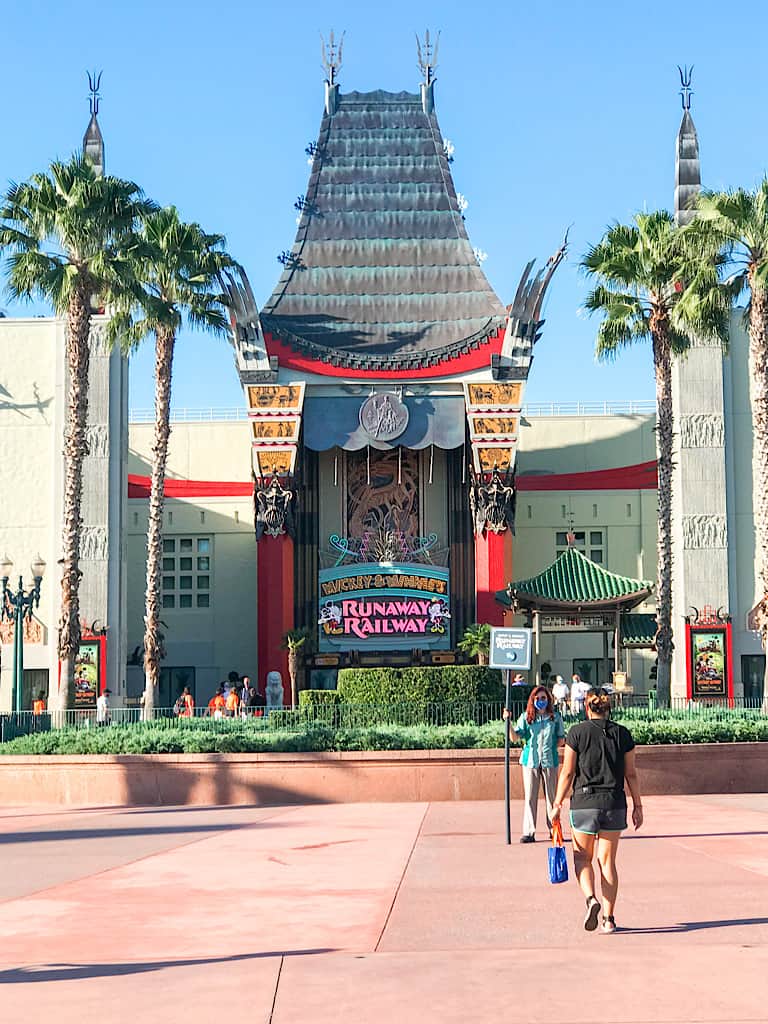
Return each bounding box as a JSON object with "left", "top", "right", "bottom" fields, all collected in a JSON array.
[{"left": 548, "top": 820, "right": 569, "bottom": 884}]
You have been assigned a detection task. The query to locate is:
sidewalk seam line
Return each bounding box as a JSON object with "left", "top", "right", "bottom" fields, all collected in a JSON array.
[
  {"left": 373, "top": 802, "right": 430, "bottom": 953},
  {"left": 267, "top": 954, "right": 285, "bottom": 1023}
]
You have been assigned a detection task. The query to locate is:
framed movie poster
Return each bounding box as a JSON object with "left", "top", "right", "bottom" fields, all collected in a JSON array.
[
  {"left": 72, "top": 632, "right": 107, "bottom": 709},
  {"left": 686, "top": 622, "right": 733, "bottom": 700}
]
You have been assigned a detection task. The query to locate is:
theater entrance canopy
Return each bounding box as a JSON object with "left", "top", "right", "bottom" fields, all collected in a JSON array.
[{"left": 497, "top": 546, "right": 654, "bottom": 688}]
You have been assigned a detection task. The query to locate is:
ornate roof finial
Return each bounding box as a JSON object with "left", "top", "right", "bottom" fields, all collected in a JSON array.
[
  {"left": 87, "top": 70, "right": 102, "bottom": 116},
  {"left": 678, "top": 64, "right": 693, "bottom": 111},
  {"left": 83, "top": 70, "right": 105, "bottom": 176},
  {"left": 416, "top": 29, "right": 440, "bottom": 87},
  {"left": 321, "top": 30, "right": 344, "bottom": 86}
]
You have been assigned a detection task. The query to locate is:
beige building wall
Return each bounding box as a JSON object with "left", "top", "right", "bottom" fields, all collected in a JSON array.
[
  {"left": 0, "top": 319, "right": 60, "bottom": 710},
  {"left": 127, "top": 422, "right": 257, "bottom": 705},
  {"left": 514, "top": 414, "right": 658, "bottom": 691}
]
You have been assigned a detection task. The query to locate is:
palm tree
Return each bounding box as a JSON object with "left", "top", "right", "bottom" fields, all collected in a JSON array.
[
  {"left": 695, "top": 181, "right": 768, "bottom": 702},
  {"left": 108, "top": 207, "right": 234, "bottom": 719},
  {"left": 0, "top": 155, "right": 154, "bottom": 710},
  {"left": 458, "top": 623, "right": 491, "bottom": 665},
  {"left": 282, "top": 628, "right": 310, "bottom": 710},
  {"left": 582, "top": 211, "right": 728, "bottom": 707}
]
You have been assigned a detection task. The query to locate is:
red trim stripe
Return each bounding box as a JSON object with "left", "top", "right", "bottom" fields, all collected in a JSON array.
[
  {"left": 263, "top": 329, "right": 504, "bottom": 379},
  {"left": 517, "top": 460, "right": 658, "bottom": 492},
  {"left": 128, "top": 460, "right": 658, "bottom": 500}
]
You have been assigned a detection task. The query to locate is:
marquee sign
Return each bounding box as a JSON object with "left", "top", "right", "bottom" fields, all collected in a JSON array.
[{"left": 318, "top": 562, "right": 450, "bottom": 650}]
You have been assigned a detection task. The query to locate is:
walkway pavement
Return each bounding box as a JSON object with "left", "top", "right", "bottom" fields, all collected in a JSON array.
[{"left": 0, "top": 795, "right": 765, "bottom": 1022}]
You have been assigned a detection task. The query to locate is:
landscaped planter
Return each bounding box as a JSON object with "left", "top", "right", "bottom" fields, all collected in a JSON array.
[{"left": 0, "top": 742, "right": 764, "bottom": 806}]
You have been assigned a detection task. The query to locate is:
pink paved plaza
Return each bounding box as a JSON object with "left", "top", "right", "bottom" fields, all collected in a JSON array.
[{"left": 0, "top": 794, "right": 766, "bottom": 1022}]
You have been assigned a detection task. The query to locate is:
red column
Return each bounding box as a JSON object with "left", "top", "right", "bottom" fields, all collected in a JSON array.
[
  {"left": 257, "top": 534, "right": 294, "bottom": 703},
  {"left": 474, "top": 529, "right": 512, "bottom": 626}
]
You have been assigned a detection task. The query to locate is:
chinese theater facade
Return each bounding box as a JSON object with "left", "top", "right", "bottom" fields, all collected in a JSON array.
[{"left": 229, "top": 61, "right": 565, "bottom": 693}]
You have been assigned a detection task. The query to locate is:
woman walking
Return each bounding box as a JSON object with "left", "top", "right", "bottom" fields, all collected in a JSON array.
[
  {"left": 551, "top": 689, "right": 643, "bottom": 933},
  {"left": 504, "top": 686, "right": 565, "bottom": 843}
]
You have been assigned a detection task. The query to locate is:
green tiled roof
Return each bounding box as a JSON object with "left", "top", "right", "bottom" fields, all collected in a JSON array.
[
  {"left": 506, "top": 548, "right": 653, "bottom": 608},
  {"left": 620, "top": 613, "right": 657, "bottom": 647},
  {"left": 262, "top": 88, "right": 507, "bottom": 370}
]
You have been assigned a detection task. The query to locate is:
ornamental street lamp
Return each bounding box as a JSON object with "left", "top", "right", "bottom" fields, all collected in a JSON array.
[{"left": 1, "top": 555, "right": 46, "bottom": 714}]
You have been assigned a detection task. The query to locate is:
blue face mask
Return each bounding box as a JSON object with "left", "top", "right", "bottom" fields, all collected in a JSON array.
[{"left": 534, "top": 698, "right": 548, "bottom": 711}]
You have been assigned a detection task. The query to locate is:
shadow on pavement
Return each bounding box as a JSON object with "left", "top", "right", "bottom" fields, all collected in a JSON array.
[
  {"left": 0, "top": 821, "right": 294, "bottom": 845},
  {"left": 619, "top": 917, "right": 768, "bottom": 934},
  {"left": 0, "top": 949, "right": 336, "bottom": 983}
]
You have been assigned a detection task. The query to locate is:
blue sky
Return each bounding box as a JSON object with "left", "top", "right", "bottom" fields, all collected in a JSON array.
[{"left": 3, "top": 0, "right": 768, "bottom": 410}]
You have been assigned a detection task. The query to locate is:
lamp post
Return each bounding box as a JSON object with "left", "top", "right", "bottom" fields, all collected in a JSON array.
[{"left": 1, "top": 555, "right": 46, "bottom": 714}]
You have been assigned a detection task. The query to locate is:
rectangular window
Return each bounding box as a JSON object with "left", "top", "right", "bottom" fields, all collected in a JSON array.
[
  {"left": 160, "top": 537, "right": 212, "bottom": 610},
  {"left": 556, "top": 528, "right": 604, "bottom": 566}
]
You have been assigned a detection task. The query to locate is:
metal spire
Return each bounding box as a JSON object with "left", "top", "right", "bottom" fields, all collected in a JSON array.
[
  {"left": 321, "top": 31, "right": 344, "bottom": 115},
  {"left": 678, "top": 64, "right": 693, "bottom": 111},
  {"left": 416, "top": 29, "right": 440, "bottom": 114},
  {"left": 674, "top": 65, "right": 700, "bottom": 226},
  {"left": 416, "top": 29, "right": 440, "bottom": 87},
  {"left": 321, "top": 30, "right": 344, "bottom": 86},
  {"left": 83, "top": 70, "right": 105, "bottom": 176}
]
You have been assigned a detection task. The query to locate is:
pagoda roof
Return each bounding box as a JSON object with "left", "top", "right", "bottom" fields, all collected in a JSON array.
[
  {"left": 499, "top": 547, "right": 653, "bottom": 611},
  {"left": 620, "top": 613, "right": 657, "bottom": 648},
  {"left": 261, "top": 88, "right": 507, "bottom": 372}
]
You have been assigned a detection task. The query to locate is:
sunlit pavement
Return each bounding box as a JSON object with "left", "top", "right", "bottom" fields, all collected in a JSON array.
[{"left": 0, "top": 795, "right": 766, "bottom": 1022}]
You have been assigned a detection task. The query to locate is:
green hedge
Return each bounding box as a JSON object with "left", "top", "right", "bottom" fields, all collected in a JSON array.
[
  {"left": 336, "top": 665, "right": 505, "bottom": 704},
  {"left": 1, "top": 713, "right": 767, "bottom": 755},
  {"left": 299, "top": 690, "right": 341, "bottom": 710}
]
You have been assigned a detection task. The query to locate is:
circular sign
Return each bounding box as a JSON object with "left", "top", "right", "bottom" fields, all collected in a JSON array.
[{"left": 359, "top": 392, "right": 409, "bottom": 441}]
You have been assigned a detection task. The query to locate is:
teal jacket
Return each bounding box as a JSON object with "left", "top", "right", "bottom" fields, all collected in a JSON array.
[{"left": 514, "top": 712, "right": 565, "bottom": 769}]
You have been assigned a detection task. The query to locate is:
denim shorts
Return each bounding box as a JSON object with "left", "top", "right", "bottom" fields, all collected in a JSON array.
[{"left": 569, "top": 807, "right": 627, "bottom": 834}]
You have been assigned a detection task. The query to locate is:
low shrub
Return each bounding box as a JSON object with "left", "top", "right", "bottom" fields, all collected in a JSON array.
[
  {"left": 336, "top": 665, "right": 504, "bottom": 705},
  {"left": 0, "top": 710, "right": 765, "bottom": 755}
]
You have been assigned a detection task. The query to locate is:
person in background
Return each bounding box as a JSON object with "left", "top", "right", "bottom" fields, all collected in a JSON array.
[
  {"left": 246, "top": 684, "right": 261, "bottom": 716},
  {"left": 32, "top": 692, "right": 46, "bottom": 716},
  {"left": 551, "top": 688, "right": 643, "bottom": 934},
  {"left": 222, "top": 671, "right": 239, "bottom": 701},
  {"left": 511, "top": 673, "right": 527, "bottom": 686},
  {"left": 96, "top": 688, "right": 111, "bottom": 726},
  {"left": 570, "top": 673, "right": 589, "bottom": 716},
  {"left": 225, "top": 685, "right": 240, "bottom": 717},
  {"left": 175, "top": 686, "right": 194, "bottom": 718},
  {"left": 552, "top": 675, "right": 569, "bottom": 715},
  {"left": 503, "top": 685, "right": 565, "bottom": 843},
  {"left": 207, "top": 687, "right": 226, "bottom": 718}
]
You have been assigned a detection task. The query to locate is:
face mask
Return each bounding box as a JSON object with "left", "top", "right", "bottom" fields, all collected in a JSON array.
[{"left": 534, "top": 698, "right": 548, "bottom": 711}]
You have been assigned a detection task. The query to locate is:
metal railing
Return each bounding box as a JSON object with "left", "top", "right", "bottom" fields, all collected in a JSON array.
[
  {"left": 128, "top": 400, "right": 657, "bottom": 425},
  {"left": 1, "top": 696, "right": 765, "bottom": 743}
]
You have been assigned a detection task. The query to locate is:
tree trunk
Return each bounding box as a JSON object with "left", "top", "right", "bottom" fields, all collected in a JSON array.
[
  {"left": 56, "top": 285, "right": 93, "bottom": 713},
  {"left": 746, "top": 281, "right": 768, "bottom": 711},
  {"left": 652, "top": 324, "right": 674, "bottom": 709},
  {"left": 288, "top": 648, "right": 298, "bottom": 710},
  {"left": 142, "top": 327, "right": 176, "bottom": 721}
]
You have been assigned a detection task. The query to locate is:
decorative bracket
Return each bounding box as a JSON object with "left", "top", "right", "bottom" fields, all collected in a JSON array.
[
  {"left": 224, "top": 267, "right": 275, "bottom": 380},
  {"left": 469, "top": 466, "right": 516, "bottom": 536},
  {"left": 494, "top": 230, "right": 569, "bottom": 380},
  {"left": 254, "top": 471, "right": 296, "bottom": 540}
]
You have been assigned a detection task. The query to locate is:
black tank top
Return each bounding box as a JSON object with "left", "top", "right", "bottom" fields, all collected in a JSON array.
[{"left": 566, "top": 719, "right": 635, "bottom": 810}]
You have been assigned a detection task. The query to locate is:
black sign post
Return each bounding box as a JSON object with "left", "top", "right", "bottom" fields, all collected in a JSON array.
[
  {"left": 504, "top": 668, "right": 511, "bottom": 845},
  {"left": 490, "top": 628, "right": 533, "bottom": 846}
]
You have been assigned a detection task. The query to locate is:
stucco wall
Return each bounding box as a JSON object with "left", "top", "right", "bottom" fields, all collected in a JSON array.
[
  {"left": 127, "top": 421, "right": 256, "bottom": 705},
  {"left": 0, "top": 319, "right": 59, "bottom": 708}
]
